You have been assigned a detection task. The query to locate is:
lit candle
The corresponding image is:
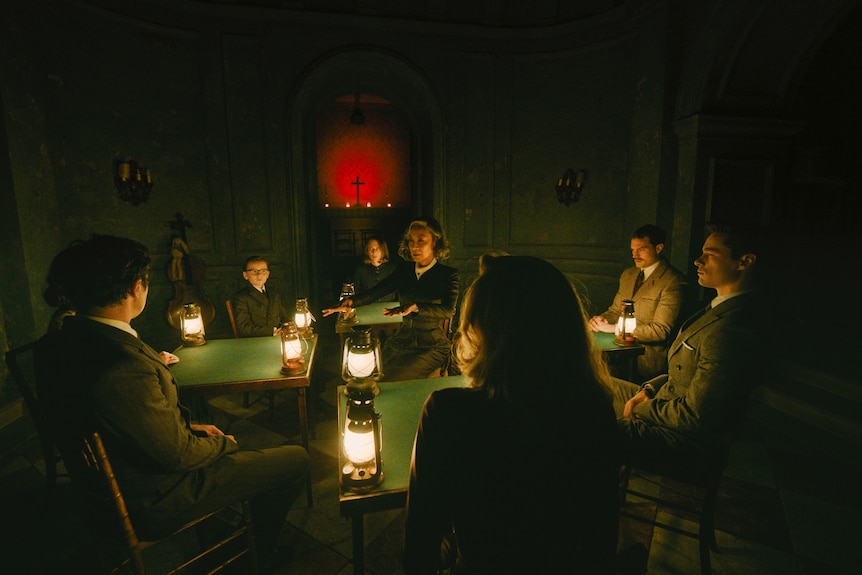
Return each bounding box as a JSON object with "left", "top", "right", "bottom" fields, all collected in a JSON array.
[{"left": 117, "top": 162, "right": 131, "bottom": 181}]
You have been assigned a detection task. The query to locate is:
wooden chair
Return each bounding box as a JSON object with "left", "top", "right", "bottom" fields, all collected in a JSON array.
[
  {"left": 225, "top": 299, "right": 277, "bottom": 417},
  {"left": 618, "top": 437, "right": 734, "bottom": 575},
  {"left": 225, "top": 298, "right": 239, "bottom": 339},
  {"left": 5, "top": 340, "right": 67, "bottom": 493},
  {"left": 66, "top": 430, "right": 259, "bottom": 575}
]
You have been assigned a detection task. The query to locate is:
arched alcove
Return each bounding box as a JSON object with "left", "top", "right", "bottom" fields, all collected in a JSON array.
[{"left": 285, "top": 49, "right": 445, "bottom": 306}]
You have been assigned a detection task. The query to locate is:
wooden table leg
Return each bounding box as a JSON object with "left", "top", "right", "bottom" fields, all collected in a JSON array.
[
  {"left": 296, "top": 388, "right": 314, "bottom": 508},
  {"left": 351, "top": 513, "right": 365, "bottom": 575}
]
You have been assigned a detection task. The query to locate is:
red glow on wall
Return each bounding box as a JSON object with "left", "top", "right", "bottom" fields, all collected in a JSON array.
[{"left": 317, "top": 99, "right": 410, "bottom": 209}]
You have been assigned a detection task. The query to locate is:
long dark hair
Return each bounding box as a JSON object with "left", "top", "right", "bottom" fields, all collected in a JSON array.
[{"left": 456, "top": 255, "right": 611, "bottom": 410}]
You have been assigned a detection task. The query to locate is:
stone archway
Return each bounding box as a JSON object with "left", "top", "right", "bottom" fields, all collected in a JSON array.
[{"left": 285, "top": 48, "right": 445, "bottom": 307}]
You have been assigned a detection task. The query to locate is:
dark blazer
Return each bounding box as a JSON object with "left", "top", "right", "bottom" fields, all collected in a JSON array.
[
  {"left": 627, "top": 292, "right": 766, "bottom": 452},
  {"left": 352, "top": 259, "right": 459, "bottom": 325},
  {"left": 600, "top": 259, "right": 686, "bottom": 380},
  {"left": 352, "top": 259, "right": 460, "bottom": 380},
  {"left": 232, "top": 284, "right": 291, "bottom": 337},
  {"left": 351, "top": 260, "right": 397, "bottom": 302},
  {"left": 35, "top": 317, "right": 237, "bottom": 530}
]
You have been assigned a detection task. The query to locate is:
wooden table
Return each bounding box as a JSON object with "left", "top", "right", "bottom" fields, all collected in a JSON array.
[
  {"left": 593, "top": 331, "right": 645, "bottom": 380},
  {"left": 335, "top": 301, "right": 402, "bottom": 345},
  {"left": 338, "top": 376, "right": 469, "bottom": 574},
  {"left": 172, "top": 335, "right": 318, "bottom": 507}
]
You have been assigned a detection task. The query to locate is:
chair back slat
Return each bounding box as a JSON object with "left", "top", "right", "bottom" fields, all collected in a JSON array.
[{"left": 225, "top": 299, "right": 239, "bottom": 338}]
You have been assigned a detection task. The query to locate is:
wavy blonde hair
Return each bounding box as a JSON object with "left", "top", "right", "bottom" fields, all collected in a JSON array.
[{"left": 397, "top": 217, "right": 451, "bottom": 261}]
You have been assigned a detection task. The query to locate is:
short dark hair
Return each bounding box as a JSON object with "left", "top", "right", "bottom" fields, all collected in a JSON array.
[
  {"left": 243, "top": 255, "right": 268, "bottom": 270},
  {"left": 632, "top": 224, "right": 666, "bottom": 247},
  {"left": 43, "top": 234, "right": 151, "bottom": 310},
  {"left": 704, "top": 222, "right": 763, "bottom": 259}
]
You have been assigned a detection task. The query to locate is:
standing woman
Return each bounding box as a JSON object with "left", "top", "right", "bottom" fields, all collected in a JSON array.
[
  {"left": 323, "top": 217, "right": 459, "bottom": 381},
  {"left": 403, "top": 255, "right": 622, "bottom": 574}
]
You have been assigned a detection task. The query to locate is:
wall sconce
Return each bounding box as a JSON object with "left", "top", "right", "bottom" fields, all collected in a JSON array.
[
  {"left": 114, "top": 159, "right": 152, "bottom": 206},
  {"left": 180, "top": 302, "right": 206, "bottom": 346},
  {"left": 341, "top": 325, "right": 383, "bottom": 492},
  {"left": 555, "top": 168, "right": 586, "bottom": 207},
  {"left": 350, "top": 92, "right": 365, "bottom": 125},
  {"left": 294, "top": 297, "right": 315, "bottom": 338},
  {"left": 280, "top": 320, "right": 307, "bottom": 374},
  {"left": 615, "top": 299, "right": 637, "bottom": 346},
  {"left": 337, "top": 282, "right": 358, "bottom": 326}
]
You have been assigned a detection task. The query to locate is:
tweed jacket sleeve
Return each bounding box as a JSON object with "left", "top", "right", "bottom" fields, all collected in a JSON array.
[{"left": 36, "top": 318, "right": 237, "bottom": 477}]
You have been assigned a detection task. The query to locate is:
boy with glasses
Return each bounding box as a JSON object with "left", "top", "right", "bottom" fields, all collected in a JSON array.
[{"left": 231, "top": 255, "right": 291, "bottom": 337}]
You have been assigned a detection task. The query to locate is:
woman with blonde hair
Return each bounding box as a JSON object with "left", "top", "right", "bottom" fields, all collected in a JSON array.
[{"left": 403, "top": 254, "right": 622, "bottom": 574}]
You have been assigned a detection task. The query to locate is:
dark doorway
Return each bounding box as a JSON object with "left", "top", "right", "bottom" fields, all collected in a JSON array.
[{"left": 314, "top": 93, "right": 414, "bottom": 304}]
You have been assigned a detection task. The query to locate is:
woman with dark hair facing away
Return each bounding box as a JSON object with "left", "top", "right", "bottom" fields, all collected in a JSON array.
[
  {"left": 402, "top": 255, "right": 622, "bottom": 574},
  {"left": 323, "top": 217, "right": 459, "bottom": 381},
  {"left": 349, "top": 235, "right": 397, "bottom": 302}
]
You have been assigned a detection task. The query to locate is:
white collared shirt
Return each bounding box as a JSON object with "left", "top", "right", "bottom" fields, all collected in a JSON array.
[
  {"left": 711, "top": 290, "right": 750, "bottom": 309},
  {"left": 641, "top": 260, "right": 661, "bottom": 281},
  {"left": 415, "top": 258, "right": 438, "bottom": 280},
  {"left": 81, "top": 314, "right": 139, "bottom": 338}
]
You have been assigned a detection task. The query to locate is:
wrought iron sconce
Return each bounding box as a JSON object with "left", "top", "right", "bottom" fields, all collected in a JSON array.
[
  {"left": 555, "top": 168, "right": 586, "bottom": 207},
  {"left": 114, "top": 159, "right": 152, "bottom": 206}
]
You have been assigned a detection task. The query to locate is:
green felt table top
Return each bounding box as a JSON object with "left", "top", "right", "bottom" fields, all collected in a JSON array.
[
  {"left": 171, "top": 334, "right": 317, "bottom": 387},
  {"left": 338, "top": 376, "right": 469, "bottom": 499}
]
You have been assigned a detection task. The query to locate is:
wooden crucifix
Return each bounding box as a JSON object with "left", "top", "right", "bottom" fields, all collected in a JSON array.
[{"left": 351, "top": 175, "right": 365, "bottom": 206}]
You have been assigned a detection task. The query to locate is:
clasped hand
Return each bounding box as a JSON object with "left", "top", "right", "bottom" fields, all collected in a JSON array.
[
  {"left": 588, "top": 315, "right": 616, "bottom": 334},
  {"left": 622, "top": 390, "right": 649, "bottom": 419},
  {"left": 190, "top": 423, "right": 237, "bottom": 444}
]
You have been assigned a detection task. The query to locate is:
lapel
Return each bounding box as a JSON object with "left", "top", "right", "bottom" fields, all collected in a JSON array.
[
  {"left": 632, "top": 259, "right": 669, "bottom": 299},
  {"left": 247, "top": 285, "right": 270, "bottom": 307},
  {"left": 667, "top": 295, "right": 750, "bottom": 356}
]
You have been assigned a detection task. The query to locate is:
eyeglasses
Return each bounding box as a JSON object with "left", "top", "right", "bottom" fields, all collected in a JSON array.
[{"left": 245, "top": 269, "right": 269, "bottom": 275}]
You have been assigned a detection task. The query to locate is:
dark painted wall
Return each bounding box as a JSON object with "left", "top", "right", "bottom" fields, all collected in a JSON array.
[{"left": 1, "top": 0, "right": 860, "bottom": 403}]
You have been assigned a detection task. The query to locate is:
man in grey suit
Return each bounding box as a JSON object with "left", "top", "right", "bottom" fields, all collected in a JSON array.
[
  {"left": 590, "top": 224, "right": 686, "bottom": 381},
  {"left": 612, "top": 223, "right": 768, "bottom": 464},
  {"left": 35, "top": 235, "right": 309, "bottom": 571}
]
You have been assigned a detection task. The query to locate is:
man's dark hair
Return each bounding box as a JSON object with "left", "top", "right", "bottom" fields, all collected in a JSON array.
[
  {"left": 43, "top": 234, "right": 151, "bottom": 310},
  {"left": 632, "top": 224, "right": 666, "bottom": 247},
  {"left": 704, "top": 222, "right": 764, "bottom": 259}
]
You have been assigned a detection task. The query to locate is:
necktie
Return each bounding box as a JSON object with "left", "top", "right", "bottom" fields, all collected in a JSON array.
[{"left": 632, "top": 270, "right": 645, "bottom": 296}]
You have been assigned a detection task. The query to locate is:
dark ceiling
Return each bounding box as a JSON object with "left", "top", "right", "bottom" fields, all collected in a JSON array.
[{"left": 194, "top": 0, "right": 626, "bottom": 28}]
